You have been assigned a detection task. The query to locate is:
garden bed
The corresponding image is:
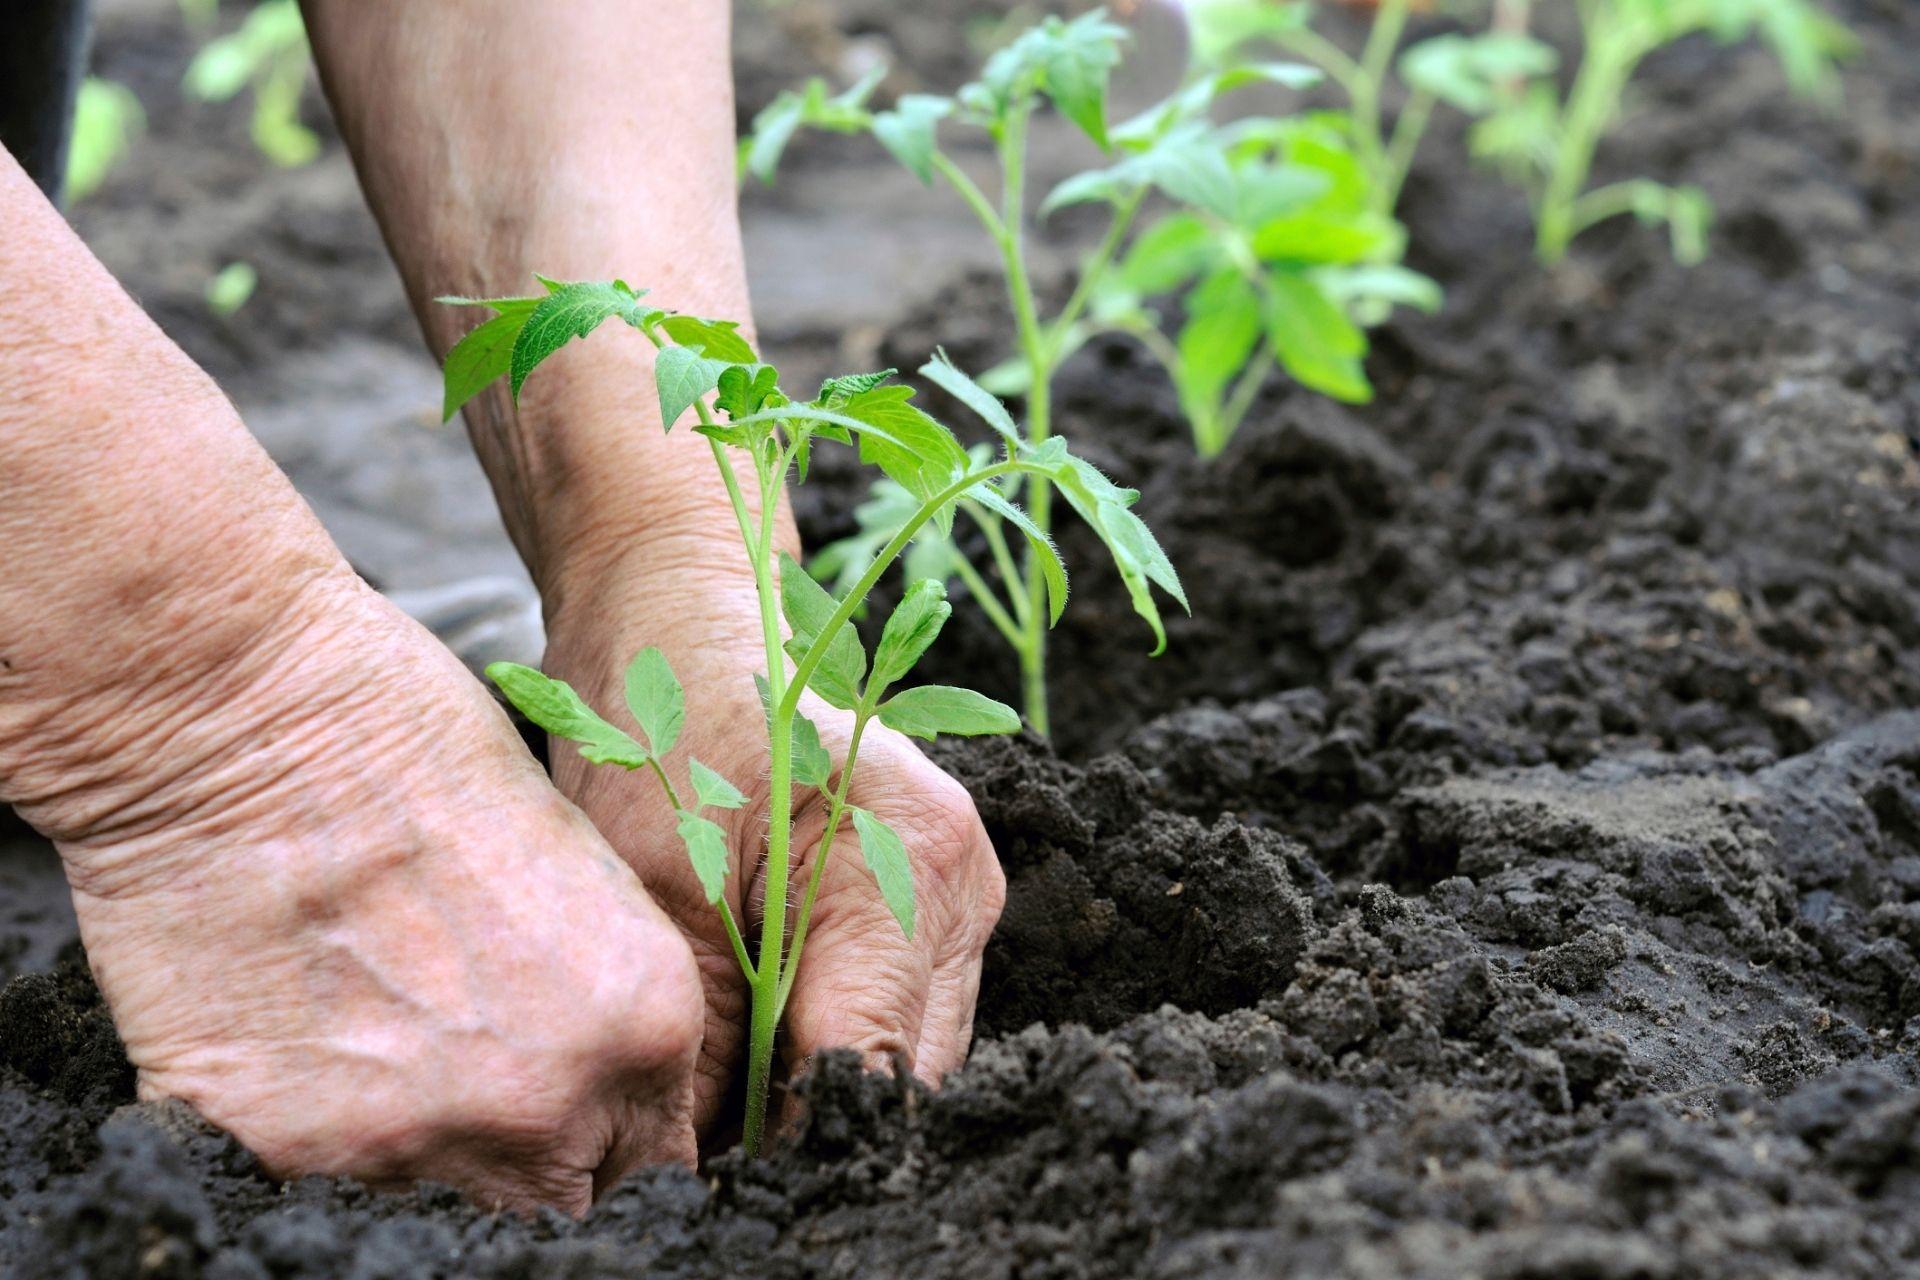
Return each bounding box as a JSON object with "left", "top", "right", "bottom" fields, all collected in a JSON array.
[{"left": 4, "top": 0, "right": 1920, "bottom": 1275}]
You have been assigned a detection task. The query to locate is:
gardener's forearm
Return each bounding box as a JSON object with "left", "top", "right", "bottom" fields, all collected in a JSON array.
[
  {"left": 0, "top": 151, "right": 355, "bottom": 840},
  {"left": 300, "top": 0, "right": 790, "bottom": 609}
]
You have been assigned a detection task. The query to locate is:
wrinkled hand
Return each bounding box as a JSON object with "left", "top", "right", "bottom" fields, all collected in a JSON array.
[
  {"left": 542, "top": 560, "right": 1006, "bottom": 1133},
  {"left": 46, "top": 576, "right": 706, "bottom": 1214}
]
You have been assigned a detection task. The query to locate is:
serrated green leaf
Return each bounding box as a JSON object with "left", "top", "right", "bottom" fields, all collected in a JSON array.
[
  {"left": 1317, "top": 264, "right": 1443, "bottom": 319},
  {"left": 1401, "top": 33, "right": 1558, "bottom": 116},
  {"left": 974, "top": 9, "right": 1126, "bottom": 146},
  {"left": 676, "top": 810, "right": 731, "bottom": 903},
  {"left": 1113, "top": 62, "right": 1322, "bottom": 147},
  {"left": 1050, "top": 453, "right": 1188, "bottom": 654},
  {"left": 1185, "top": 0, "right": 1313, "bottom": 67},
  {"left": 1174, "top": 268, "right": 1264, "bottom": 444},
  {"left": 1117, "top": 213, "right": 1218, "bottom": 294},
  {"left": 872, "top": 579, "right": 952, "bottom": 690},
  {"left": 623, "top": 647, "right": 685, "bottom": 757},
  {"left": 1251, "top": 209, "right": 1398, "bottom": 265},
  {"left": 780, "top": 552, "right": 866, "bottom": 709},
  {"left": 1468, "top": 81, "right": 1562, "bottom": 181},
  {"left": 966, "top": 483, "right": 1069, "bottom": 625},
  {"left": 841, "top": 385, "right": 971, "bottom": 523},
  {"left": 815, "top": 368, "right": 898, "bottom": 408},
  {"left": 850, "top": 807, "right": 915, "bottom": 938},
  {"left": 919, "top": 351, "right": 1021, "bottom": 450},
  {"left": 872, "top": 94, "right": 953, "bottom": 183},
  {"left": 1038, "top": 10, "right": 1126, "bottom": 148},
  {"left": 486, "top": 662, "right": 650, "bottom": 768},
  {"left": 879, "top": 685, "right": 1021, "bottom": 740},
  {"left": 1043, "top": 123, "right": 1237, "bottom": 220},
  {"left": 662, "top": 315, "right": 758, "bottom": 364},
  {"left": 508, "top": 280, "right": 654, "bottom": 399},
  {"left": 782, "top": 637, "right": 856, "bottom": 710},
  {"left": 437, "top": 294, "right": 541, "bottom": 313},
  {"left": 1264, "top": 268, "right": 1372, "bottom": 403},
  {"left": 743, "top": 91, "right": 807, "bottom": 184},
  {"left": 1039, "top": 167, "right": 1134, "bottom": 217},
  {"left": 1137, "top": 127, "right": 1238, "bottom": 218},
  {"left": 743, "top": 70, "right": 886, "bottom": 184},
  {"left": 442, "top": 310, "right": 530, "bottom": 421},
  {"left": 690, "top": 759, "right": 748, "bottom": 810},
  {"left": 1236, "top": 163, "right": 1336, "bottom": 225},
  {"left": 715, "top": 363, "right": 781, "bottom": 419},
  {"left": 656, "top": 346, "right": 732, "bottom": 430},
  {"left": 792, "top": 711, "right": 833, "bottom": 789}
]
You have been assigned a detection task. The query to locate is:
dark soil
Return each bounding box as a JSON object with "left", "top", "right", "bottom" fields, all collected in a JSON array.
[{"left": 6, "top": 0, "right": 1920, "bottom": 1275}]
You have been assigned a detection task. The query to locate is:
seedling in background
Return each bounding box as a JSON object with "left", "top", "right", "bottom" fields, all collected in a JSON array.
[
  {"left": 744, "top": 7, "right": 1431, "bottom": 731},
  {"left": 1463, "top": 0, "right": 1851, "bottom": 263},
  {"left": 63, "top": 77, "right": 145, "bottom": 204},
  {"left": 184, "top": 0, "right": 319, "bottom": 168},
  {"left": 1187, "top": 0, "right": 1559, "bottom": 220},
  {"left": 205, "top": 261, "right": 258, "bottom": 317},
  {"left": 440, "top": 277, "right": 1183, "bottom": 1155}
]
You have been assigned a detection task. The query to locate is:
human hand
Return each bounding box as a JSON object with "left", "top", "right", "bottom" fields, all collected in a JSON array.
[
  {"left": 33, "top": 573, "right": 705, "bottom": 1215},
  {"left": 540, "top": 547, "right": 1006, "bottom": 1135}
]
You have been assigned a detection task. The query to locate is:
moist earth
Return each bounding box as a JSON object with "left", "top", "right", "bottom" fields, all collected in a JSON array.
[{"left": 5, "top": 0, "right": 1920, "bottom": 1276}]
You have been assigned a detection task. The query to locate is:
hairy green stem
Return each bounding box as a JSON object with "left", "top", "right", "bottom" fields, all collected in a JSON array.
[
  {"left": 682, "top": 397, "right": 791, "bottom": 1157},
  {"left": 773, "top": 708, "right": 872, "bottom": 1021}
]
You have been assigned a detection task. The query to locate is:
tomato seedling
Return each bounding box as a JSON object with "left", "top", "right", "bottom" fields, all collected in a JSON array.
[
  {"left": 183, "top": 0, "right": 319, "bottom": 168},
  {"left": 1464, "top": 0, "right": 1851, "bottom": 262},
  {"left": 439, "top": 277, "right": 1184, "bottom": 1155},
  {"left": 744, "top": 8, "right": 1431, "bottom": 730},
  {"left": 1187, "top": 0, "right": 1558, "bottom": 222}
]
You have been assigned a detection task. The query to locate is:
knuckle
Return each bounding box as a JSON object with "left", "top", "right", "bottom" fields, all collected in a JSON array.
[
  {"left": 605, "top": 929, "right": 706, "bottom": 1081},
  {"left": 898, "top": 774, "right": 988, "bottom": 882},
  {"left": 978, "top": 849, "right": 1008, "bottom": 931}
]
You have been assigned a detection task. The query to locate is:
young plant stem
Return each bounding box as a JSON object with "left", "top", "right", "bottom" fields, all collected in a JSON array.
[
  {"left": 1353, "top": 0, "right": 1413, "bottom": 209},
  {"left": 930, "top": 113, "right": 1060, "bottom": 734},
  {"left": 708, "top": 423, "right": 792, "bottom": 1159},
  {"left": 1049, "top": 187, "right": 1148, "bottom": 356},
  {"left": 994, "top": 104, "right": 1058, "bottom": 737},
  {"left": 1207, "top": 351, "right": 1274, "bottom": 458},
  {"left": 1535, "top": 24, "right": 1638, "bottom": 262},
  {"left": 1278, "top": 26, "right": 1363, "bottom": 96},
  {"left": 1566, "top": 178, "right": 1663, "bottom": 237},
  {"left": 644, "top": 314, "right": 792, "bottom": 1155},
  {"left": 969, "top": 504, "right": 1033, "bottom": 629},
  {"left": 1378, "top": 87, "right": 1435, "bottom": 216},
  {"left": 950, "top": 546, "right": 1026, "bottom": 649},
  {"left": 773, "top": 708, "right": 872, "bottom": 1021}
]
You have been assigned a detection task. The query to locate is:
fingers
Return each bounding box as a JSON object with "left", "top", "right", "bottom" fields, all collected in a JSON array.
[
  {"left": 779, "top": 737, "right": 1005, "bottom": 1121},
  {"left": 913, "top": 924, "right": 991, "bottom": 1080}
]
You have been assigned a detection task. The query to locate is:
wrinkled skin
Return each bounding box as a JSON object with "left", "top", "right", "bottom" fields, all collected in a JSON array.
[{"left": 42, "top": 572, "right": 707, "bottom": 1215}]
